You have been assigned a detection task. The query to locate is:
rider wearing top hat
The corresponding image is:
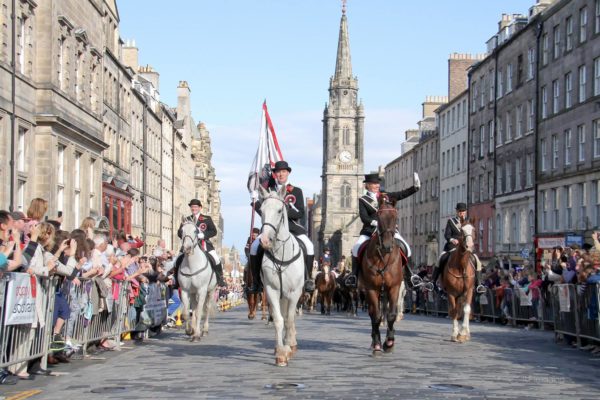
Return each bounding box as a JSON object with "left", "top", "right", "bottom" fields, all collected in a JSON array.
[
  {"left": 248, "top": 160, "right": 315, "bottom": 293},
  {"left": 430, "top": 202, "right": 485, "bottom": 294},
  {"left": 344, "top": 172, "right": 421, "bottom": 288},
  {"left": 175, "top": 198, "right": 226, "bottom": 287}
]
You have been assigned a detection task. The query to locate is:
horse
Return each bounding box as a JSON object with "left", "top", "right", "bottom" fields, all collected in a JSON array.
[
  {"left": 441, "top": 221, "right": 476, "bottom": 343},
  {"left": 178, "top": 219, "right": 217, "bottom": 342},
  {"left": 315, "top": 264, "right": 337, "bottom": 315},
  {"left": 258, "top": 185, "right": 305, "bottom": 366},
  {"left": 336, "top": 271, "right": 359, "bottom": 317},
  {"left": 360, "top": 195, "right": 405, "bottom": 356},
  {"left": 244, "top": 264, "right": 268, "bottom": 320}
]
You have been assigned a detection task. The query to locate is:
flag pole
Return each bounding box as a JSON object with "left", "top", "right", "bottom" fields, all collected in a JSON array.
[{"left": 248, "top": 100, "right": 266, "bottom": 240}]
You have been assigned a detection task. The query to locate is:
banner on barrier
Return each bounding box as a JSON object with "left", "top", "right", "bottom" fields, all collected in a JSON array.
[
  {"left": 558, "top": 285, "right": 571, "bottom": 312},
  {"left": 144, "top": 284, "right": 167, "bottom": 326},
  {"left": 517, "top": 288, "right": 532, "bottom": 306},
  {"left": 4, "top": 273, "right": 37, "bottom": 325}
]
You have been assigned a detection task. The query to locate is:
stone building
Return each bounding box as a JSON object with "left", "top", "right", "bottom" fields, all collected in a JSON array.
[
  {"left": 318, "top": 7, "right": 365, "bottom": 263},
  {"left": 536, "top": 0, "right": 600, "bottom": 245}
]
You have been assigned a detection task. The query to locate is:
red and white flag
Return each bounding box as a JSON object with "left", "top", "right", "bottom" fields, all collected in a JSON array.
[{"left": 247, "top": 101, "right": 283, "bottom": 192}]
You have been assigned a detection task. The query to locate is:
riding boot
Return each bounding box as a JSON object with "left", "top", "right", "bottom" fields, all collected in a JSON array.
[
  {"left": 475, "top": 270, "right": 486, "bottom": 294},
  {"left": 212, "top": 262, "right": 226, "bottom": 287},
  {"left": 172, "top": 253, "right": 184, "bottom": 289},
  {"left": 344, "top": 256, "right": 359, "bottom": 288},
  {"left": 304, "top": 255, "right": 315, "bottom": 293},
  {"left": 249, "top": 254, "right": 263, "bottom": 293}
]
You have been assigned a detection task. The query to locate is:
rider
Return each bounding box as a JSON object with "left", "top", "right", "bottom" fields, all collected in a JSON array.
[
  {"left": 430, "top": 202, "right": 486, "bottom": 294},
  {"left": 248, "top": 160, "right": 315, "bottom": 293},
  {"left": 344, "top": 172, "right": 421, "bottom": 288},
  {"left": 174, "top": 199, "right": 226, "bottom": 287}
]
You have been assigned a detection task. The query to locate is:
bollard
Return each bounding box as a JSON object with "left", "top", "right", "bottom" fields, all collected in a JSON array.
[{"left": 175, "top": 309, "right": 183, "bottom": 326}]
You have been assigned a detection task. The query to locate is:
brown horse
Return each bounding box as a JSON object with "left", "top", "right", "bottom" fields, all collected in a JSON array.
[
  {"left": 244, "top": 264, "right": 268, "bottom": 320},
  {"left": 360, "top": 196, "right": 404, "bottom": 356},
  {"left": 441, "top": 221, "right": 476, "bottom": 342},
  {"left": 315, "top": 264, "right": 337, "bottom": 315}
]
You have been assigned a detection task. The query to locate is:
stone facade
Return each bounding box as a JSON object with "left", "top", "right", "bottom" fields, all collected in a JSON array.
[
  {"left": 318, "top": 9, "right": 365, "bottom": 264},
  {"left": 536, "top": 0, "right": 600, "bottom": 242}
]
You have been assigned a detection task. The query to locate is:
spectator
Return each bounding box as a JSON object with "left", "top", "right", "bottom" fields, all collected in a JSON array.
[
  {"left": 9, "top": 211, "right": 26, "bottom": 248},
  {"left": 80, "top": 217, "right": 96, "bottom": 240}
]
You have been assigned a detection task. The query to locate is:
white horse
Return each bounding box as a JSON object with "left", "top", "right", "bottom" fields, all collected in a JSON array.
[
  {"left": 258, "top": 185, "right": 305, "bottom": 367},
  {"left": 178, "top": 219, "right": 217, "bottom": 342}
]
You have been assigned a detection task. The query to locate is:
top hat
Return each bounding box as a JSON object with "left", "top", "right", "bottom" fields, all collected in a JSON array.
[
  {"left": 455, "top": 202, "right": 467, "bottom": 211},
  {"left": 188, "top": 199, "right": 202, "bottom": 207},
  {"left": 273, "top": 161, "right": 292, "bottom": 172},
  {"left": 363, "top": 173, "right": 381, "bottom": 184}
]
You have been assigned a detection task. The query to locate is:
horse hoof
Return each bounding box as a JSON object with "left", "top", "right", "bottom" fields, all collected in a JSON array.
[
  {"left": 451, "top": 335, "right": 458, "bottom": 342},
  {"left": 371, "top": 349, "right": 383, "bottom": 357},
  {"left": 190, "top": 337, "right": 200, "bottom": 343},
  {"left": 275, "top": 357, "right": 288, "bottom": 367},
  {"left": 185, "top": 328, "right": 193, "bottom": 336},
  {"left": 290, "top": 345, "right": 298, "bottom": 355},
  {"left": 383, "top": 340, "right": 394, "bottom": 353},
  {"left": 457, "top": 334, "right": 470, "bottom": 343},
  {"left": 201, "top": 331, "right": 208, "bottom": 337}
]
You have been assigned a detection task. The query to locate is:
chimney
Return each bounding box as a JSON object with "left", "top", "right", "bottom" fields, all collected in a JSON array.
[
  {"left": 448, "top": 53, "right": 485, "bottom": 101},
  {"left": 422, "top": 96, "right": 448, "bottom": 118},
  {"left": 177, "top": 81, "right": 191, "bottom": 117},
  {"left": 122, "top": 39, "right": 138, "bottom": 70}
]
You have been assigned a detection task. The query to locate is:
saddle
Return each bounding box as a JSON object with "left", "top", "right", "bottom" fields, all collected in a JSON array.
[{"left": 357, "top": 238, "right": 408, "bottom": 266}]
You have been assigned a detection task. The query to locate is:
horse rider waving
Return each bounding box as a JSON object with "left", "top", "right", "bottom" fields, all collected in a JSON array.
[
  {"left": 248, "top": 160, "right": 315, "bottom": 293},
  {"left": 431, "top": 202, "right": 486, "bottom": 294},
  {"left": 175, "top": 199, "right": 226, "bottom": 287},
  {"left": 344, "top": 172, "right": 421, "bottom": 288}
]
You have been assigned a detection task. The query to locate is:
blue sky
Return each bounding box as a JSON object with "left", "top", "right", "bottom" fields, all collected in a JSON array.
[{"left": 117, "top": 0, "right": 532, "bottom": 253}]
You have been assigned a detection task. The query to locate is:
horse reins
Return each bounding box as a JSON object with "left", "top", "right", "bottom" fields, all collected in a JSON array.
[{"left": 179, "top": 221, "right": 210, "bottom": 277}]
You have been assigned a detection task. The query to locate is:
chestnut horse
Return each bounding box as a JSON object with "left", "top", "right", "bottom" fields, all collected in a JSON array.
[
  {"left": 360, "top": 196, "right": 404, "bottom": 356},
  {"left": 315, "top": 264, "right": 337, "bottom": 315},
  {"left": 441, "top": 221, "right": 476, "bottom": 343},
  {"left": 244, "top": 264, "right": 268, "bottom": 320}
]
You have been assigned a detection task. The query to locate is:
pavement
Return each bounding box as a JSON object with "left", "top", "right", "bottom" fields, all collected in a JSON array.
[{"left": 1, "top": 305, "right": 599, "bottom": 399}]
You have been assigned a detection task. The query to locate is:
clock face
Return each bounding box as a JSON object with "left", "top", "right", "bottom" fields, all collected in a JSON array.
[{"left": 339, "top": 150, "right": 352, "bottom": 163}]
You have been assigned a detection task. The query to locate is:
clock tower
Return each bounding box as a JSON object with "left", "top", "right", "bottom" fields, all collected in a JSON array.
[{"left": 318, "top": 5, "right": 364, "bottom": 263}]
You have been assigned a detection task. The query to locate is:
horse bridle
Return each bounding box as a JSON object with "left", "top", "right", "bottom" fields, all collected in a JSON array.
[
  {"left": 261, "top": 197, "right": 293, "bottom": 245},
  {"left": 181, "top": 220, "right": 200, "bottom": 255},
  {"left": 376, "top": 204, "right": 398, "bottom": 255}
]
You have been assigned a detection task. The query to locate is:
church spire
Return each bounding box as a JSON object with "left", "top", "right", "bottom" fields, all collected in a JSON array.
[{"left": 334, "top": 2, "right": 352, "bottom": 80}]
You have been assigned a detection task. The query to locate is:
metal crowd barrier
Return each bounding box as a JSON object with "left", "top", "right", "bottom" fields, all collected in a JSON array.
[
  {"left": 120, "top": 282, "right": 168, "bottom": 338},
  {"left": 578, "top": 284, "right": 600, "bottom": 343},
  {"left": 0, "top": 273, "right": 57, "bottom": 371}
]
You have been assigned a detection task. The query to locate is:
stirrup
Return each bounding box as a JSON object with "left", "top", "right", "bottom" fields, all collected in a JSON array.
[
  {"left": 422, "top": 282, "right": 434, "bottom": 291},
  {"left": 476, "top": 285, "right": 486, "bottom": 294},
  {"left": 410, "top": 275, "right": 423, "bottom": 286},
  {"left": 344, "top": 275, "right": 357, "bottom": 288},
  {"left": 304, "top": 279, "right": 315, "bottom": 293}
]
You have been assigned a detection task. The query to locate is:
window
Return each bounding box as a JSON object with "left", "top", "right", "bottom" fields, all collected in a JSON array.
[
  {"left": 497, "top": 116, "right": 503, "bottom": 147},
  {"left": 565, "top": 186, "right": 573, "bottom": 229},
  {"left": 17, "top": 180, "right": 25, "bottom": 211},
  {"left": 17, "top": 127, "right": 26, "bottom": 172},
  {"left": 489, "top": 70, "right": 495, "bottom": 102},
  {"left": 594, "top": 119, "right": 600, "bottom": 158},
  {"left": 542, "top": 190, "right": 548, "bottom": 230},
  {"left": 552, "top": 134, "right": 559, "bottom": 169},
  {"left": 506, "top": 111, "right": 512, "bottom": 141},
  {"left": 58, "top": 144, "right": 65, "bottom": 185},
  {"left": 58, "top": 37, "right": 66, "bottom": 90},
  {"left": 552, "top": 80, "right": 560, "bottom": 114},
  {"left": 541, "top": 139, "right": 547, "bottom": 171},
  {"left": 497, "top": 164, "right": 504, "bottom": 194},
  {"left": 505, "top": 160, "right": 512, "bottom": 192},
  {"left": 472, "top": 83, "right": 478, "bottom": 112},
  {"left": 506, "top": 64, "right": 513, "bottom": 93},
  {"left": 553, "top": 25, "right": 561, "bottom": 59},
  {"left": 497, "top": 67, "right": 504, "bottom": 98},
  {"left": 516, "top": 105, "right": 523, "bottom": 138},
  {"left": 542, "top": 33, "right": 549, "bottom": 66},
  {"left": 479, "top": 125, "right": 485, "bottom": 157},
  {"left": 488, "top": 120, "right": 494, "bottom": 154},
  {"left": 579, "top": 182, "right": 587, "bottom": 225},
  {"left": 442, "top": 152, "right": 446, "bottom": 177},
  {"left": 457, "top": 145, "right": 461, "bottom": 171},
  {"left": 565, "top": 129, "right": 572, "bottom": 166},
  {"left": 596, "top": 0, "right": 600, "bottom": 34},
  {"left": 565, "top": 72, "right": 573, "bottom": 108},
  {"left": 342, "top": 126, "right": 350, "bottom": 145},
  {"left": 480, "top": 78, "right": 485, "bottom": 108},
  {"left": 579, "top": 65, "right": 587, "bottom": 103},
  {"left": 471, "top": 177, "right": 476, "bottom": 203},
  {"left": 580, "top": 7, "right": 588, "bottom": 43},
  {"left": 552, "top": 188, "right": 559, "bottom": 230},
  {"left": 515, "top": 157, "right": 522, "bottom": 190},
  {"left": 511, "top": 213, "right": 518, "bottom": 245},
  {"left": 478, "top": 220, "right": 484, "bottom": 252},
  {"left": 527, "top": 48, "right": 535, "bottom": 80},
  {"left": 541, "top": 86, "right": 548, "bottom": 118},
  {"left": 340, "top": 183, "right": 351, "bottom": 208},
  {"left": 526, "top": 154, "right": 533, "bottom": 187},
  {"left": 578, "top": 124, "right": 586, "bottom": 162},
  {"left": 527, "top": 99, "right": 534, "bottom": 132},
  {"left": 517, "top": 54, "right": 524, "bottom": 86},
  {"left": 566, "top": 16, "right": 574, "bottom": 51},
  {"left": 487, "top": 218, "right": 493, "bottom": 253},
  {"left": 487, "top": 171, "right": 493, "bottom": 199},
  {"left": 595, "top": 180, "right": 600, "bottom": 227},
  {"left": 496, "top": 214, "right": 502, "bottom": 245},
  {"left": 18, "top": 14, "right": 27, "bottom": 74},
  {"left": 594, "top": 57, "right": 600, "bottom": 96}
]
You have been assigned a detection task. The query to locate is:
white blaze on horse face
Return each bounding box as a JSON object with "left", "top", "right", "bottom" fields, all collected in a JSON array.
[
  {"left": 462, "top": 224, "right": 475, "bottom": 251},
  {"left": 260, "top": 196, "right": 281, "bottom": 250},
  {"left": 181, "top": 222, "right": 197, "bottom": 253}
]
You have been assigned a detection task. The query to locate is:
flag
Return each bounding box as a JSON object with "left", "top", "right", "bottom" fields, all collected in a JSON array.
[{"left": 247, "top": 101, "right": 283, "bottom": 193}]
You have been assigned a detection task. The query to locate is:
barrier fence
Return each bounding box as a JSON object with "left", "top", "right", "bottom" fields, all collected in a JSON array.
[{"left": 405, "top": 283, "right": 600, "bottom": 345}]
